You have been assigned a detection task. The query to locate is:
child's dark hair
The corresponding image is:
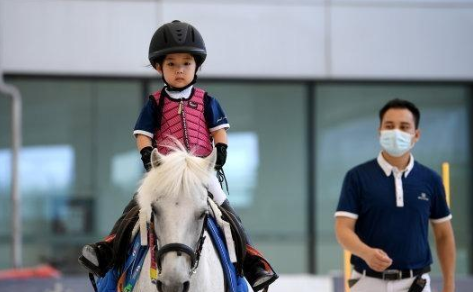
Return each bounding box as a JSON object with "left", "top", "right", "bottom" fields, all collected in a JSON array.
[
  {"left": 151, "top": 54, "right": 204, "bottom": 69},
  {"left": 379, "top": 99, "right": 421, "bottom": 128}
]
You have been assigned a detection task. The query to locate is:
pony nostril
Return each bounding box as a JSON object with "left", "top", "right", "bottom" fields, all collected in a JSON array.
[
  {"left": 183, "top": 281, "right": 190, "bottom": 292},
  {"left": 156, "top": 280, "right": 163, "bottom": 292}
]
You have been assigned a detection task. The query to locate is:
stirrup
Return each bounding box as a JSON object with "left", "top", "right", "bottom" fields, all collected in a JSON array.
[
  {"left": 245, "top": 245, "right": 278, "bottom": 291},
  {"left": 78, "top": 254, "right": 105, "bottom": 278},
  {"left": 252, "top": 271, "right": 278, "bottom": 292},
  {"left": 78, "top": 242, "right": 113, "bottom": 278}
]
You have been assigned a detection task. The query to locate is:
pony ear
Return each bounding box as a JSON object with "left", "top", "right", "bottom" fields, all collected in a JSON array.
[
  {"left": 204, "top": 148, "right": 217, "bottom": 172},
  {"left": 150, "top": 148, "right": 162, "bottom": 169}
]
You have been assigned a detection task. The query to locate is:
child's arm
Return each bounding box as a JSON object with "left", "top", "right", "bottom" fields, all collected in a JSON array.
[
  {"left": 136, "top": 134, "right": 153, "bottom": 171},
  {"left": 211, "top": 128, "right": 228, "bottom": 145},
  {"left": 136, "top": 134, "right": 153, "bottom": 151},
  {"left": 204, "top": 93, "right": 229, "bottom": 169}
]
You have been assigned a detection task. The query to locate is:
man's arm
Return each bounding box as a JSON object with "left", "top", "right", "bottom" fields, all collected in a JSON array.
[
  {"left": 335, "top": 217, "right": 392, "bottom": 272},
  {"left": 432, "top": 220, "right": 456, "bottom": 292}
]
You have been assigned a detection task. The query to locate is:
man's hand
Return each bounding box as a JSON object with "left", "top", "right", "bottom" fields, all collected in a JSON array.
[{"left": 362, "top": 248, "right": 393, "bottom": 272}]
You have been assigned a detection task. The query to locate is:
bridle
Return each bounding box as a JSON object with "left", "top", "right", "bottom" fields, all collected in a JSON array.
[{"left": 154, "top": 213, "right": 208, "bottom": 276}]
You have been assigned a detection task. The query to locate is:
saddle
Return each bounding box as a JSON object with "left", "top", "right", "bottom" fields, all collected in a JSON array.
[
  {"left": 208, "top": 198, "right": 247, "bottom": 276},
  {"left": 112, "top": 204, "right": 140, "bottom": 269},
  {"left": 110, "top": 198, "right": 247, "bottom": 275}
]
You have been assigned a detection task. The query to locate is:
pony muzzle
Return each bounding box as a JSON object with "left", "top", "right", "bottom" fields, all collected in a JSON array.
[{"left": 157, "top": 279, "right": 190, "bottom": 292}]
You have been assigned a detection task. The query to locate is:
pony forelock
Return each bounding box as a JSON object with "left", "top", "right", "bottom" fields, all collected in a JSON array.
[{"left": 136, "top": 145, "right": 213, "bottom": 211}]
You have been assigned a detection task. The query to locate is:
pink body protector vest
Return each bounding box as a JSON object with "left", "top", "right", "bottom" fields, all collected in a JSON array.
[{"left": 152, "top": 87, "right": 213, "bottom": 157}]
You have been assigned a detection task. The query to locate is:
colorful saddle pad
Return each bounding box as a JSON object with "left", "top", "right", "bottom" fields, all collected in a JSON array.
[{"left": 95, "top": 217, "right": 248, "bottom": 292}]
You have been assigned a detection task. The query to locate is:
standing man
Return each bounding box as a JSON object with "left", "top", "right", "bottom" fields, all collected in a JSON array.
[{"left": 335, "top": 99, "right": 456, "bottom": 292}]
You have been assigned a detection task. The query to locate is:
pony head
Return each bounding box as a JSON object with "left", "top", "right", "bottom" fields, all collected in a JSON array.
[{"left": 135, "top": 142, "right": 216, "bottom": 292}]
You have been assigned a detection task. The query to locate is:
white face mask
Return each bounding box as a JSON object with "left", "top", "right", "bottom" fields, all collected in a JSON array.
[{"left": 379, "top": 129, "right": 414, "bottom": 157}]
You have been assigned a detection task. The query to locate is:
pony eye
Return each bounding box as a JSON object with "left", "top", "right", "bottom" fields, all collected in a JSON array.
[{"left": 152, "top": 205, "right": 159, "bottom": 216}]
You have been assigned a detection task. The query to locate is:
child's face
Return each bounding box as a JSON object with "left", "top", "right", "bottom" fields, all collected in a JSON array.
[{"left": 156, "top": 53, "right": 197, "bottom": 89}]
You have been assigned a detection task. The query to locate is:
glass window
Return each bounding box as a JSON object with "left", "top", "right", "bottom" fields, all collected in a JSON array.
[
  {"left": 0, "top": 78, "right": 142, "bottom": 269},
  {"left": 0, "top": 93, "right": 12, "bottom": 250},
  {"left": 1, "top": 77, "right": 470, "bottom": 276},
  {"left": 92, "top": 81, "right": 144, "bottom": 235},
  {"left": 314, "top": 83, "right": 471, "bottom": 275}
]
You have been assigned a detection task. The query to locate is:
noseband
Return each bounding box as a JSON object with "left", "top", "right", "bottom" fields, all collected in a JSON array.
[{"left": 155, "top": 215, "right": 207, "bottom": 275}]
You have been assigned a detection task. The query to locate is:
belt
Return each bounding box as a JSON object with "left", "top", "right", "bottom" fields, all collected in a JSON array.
[{"left": 355, "top": 266, "right": 431, "bottom": 280}]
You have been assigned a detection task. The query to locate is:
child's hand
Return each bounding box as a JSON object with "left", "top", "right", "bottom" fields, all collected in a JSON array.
[
  {"left": 140, "top": 146, "right": 154, "bottom": 171},
  {"left": 215, "top": 143, "right": 228, "bottom": 169}
]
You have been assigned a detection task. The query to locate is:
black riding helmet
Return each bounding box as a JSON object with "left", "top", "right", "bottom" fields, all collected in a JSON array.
[{"left": 148, "top": 20, "right": 207, "bottom": 68}]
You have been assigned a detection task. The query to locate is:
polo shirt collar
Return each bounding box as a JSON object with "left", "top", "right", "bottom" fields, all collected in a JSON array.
[{"left": 377, "top": 152, "right": 415, "bottom": 178}]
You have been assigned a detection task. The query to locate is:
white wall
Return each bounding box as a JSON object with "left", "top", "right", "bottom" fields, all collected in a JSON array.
[
  {"left": 1, "top": 0, "right": 473, "bottom": 80},
  {"left": 0, "top": 0, "right": 160, "bottom": 76},
  {"left": 330, "top": 3, "right": 473, "bottom": 80}
]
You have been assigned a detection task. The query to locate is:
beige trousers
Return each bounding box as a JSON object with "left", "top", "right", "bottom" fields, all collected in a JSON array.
[
  {"left": 208, "top": 175, "right": 227, "bottom": 205},
  {"left": 350, "top": 270, "right": 431, "bottom": 292}
]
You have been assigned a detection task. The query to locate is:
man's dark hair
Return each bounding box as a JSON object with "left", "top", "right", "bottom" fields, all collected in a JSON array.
[{"left": 379, "top": 99, "right": 421, "bottom": 128}]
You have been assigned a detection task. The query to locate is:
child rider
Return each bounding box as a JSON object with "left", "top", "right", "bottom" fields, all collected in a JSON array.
[{"left": 79, "top": 20, "right": 278, "bottom": 292}]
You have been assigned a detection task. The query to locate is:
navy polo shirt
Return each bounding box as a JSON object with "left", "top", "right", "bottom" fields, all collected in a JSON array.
[
  {"left": 134, "top": 86, "right": 230, "bottom": 138},
  {"left": 335, "top": 154, "right": 451, "bottom": 271}
]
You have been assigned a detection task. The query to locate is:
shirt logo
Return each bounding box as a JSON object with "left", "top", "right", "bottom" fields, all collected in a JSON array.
[
  {"left": 418, "top": 193, "right": 429, "bottom": 201},
  {"left": 188, "top": 101, "right": 198, "bottom": 109}
]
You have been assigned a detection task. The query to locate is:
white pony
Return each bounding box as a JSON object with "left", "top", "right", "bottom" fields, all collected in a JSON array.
[{"left": 133, "top": 145, "right": 225, "bottom": 292}]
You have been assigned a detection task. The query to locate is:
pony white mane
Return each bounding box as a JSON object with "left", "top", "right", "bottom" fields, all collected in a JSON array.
[{"left": 136, "top": 142, "right": 214, "bottom": 211}]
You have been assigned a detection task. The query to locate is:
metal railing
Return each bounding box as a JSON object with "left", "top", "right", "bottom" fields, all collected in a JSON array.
[{"left": 0, "top": 23, "right": 23, "bottom": 268}]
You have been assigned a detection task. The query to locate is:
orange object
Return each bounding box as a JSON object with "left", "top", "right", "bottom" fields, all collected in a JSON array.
[
  {"left": 344, "top": 250, "right": 351, "bottom": 292},
  {"left": 0, "top": 264, "right": 60, "bottom": 280},
  {"left": 442, "top": 162, "right": 451, "bottom": 207}
]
